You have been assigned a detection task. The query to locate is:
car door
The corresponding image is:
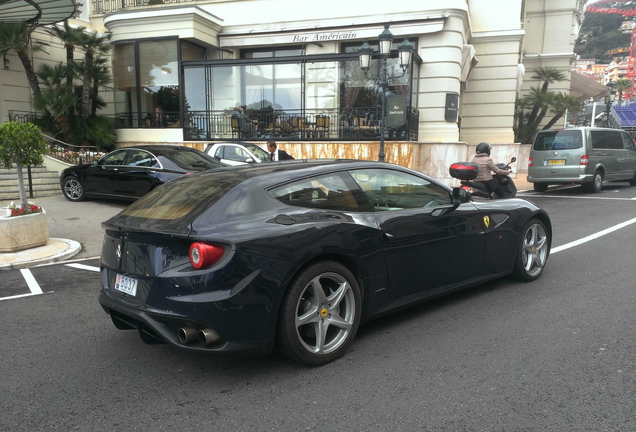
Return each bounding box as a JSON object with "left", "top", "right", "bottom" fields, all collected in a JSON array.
[
  {"left": 112, "top": 149, "right": 159, "bottom": 197},
  {"left": 349, "top": 168, "right": 485, "bottom": 297},
  {"left": 85, "top": 149, "right": 129, "bottom": 195},
  {"left": 619, "top": 131, "right": 636, "bottom": 179}
]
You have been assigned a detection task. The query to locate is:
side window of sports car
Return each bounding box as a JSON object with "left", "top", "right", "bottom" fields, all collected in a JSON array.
[
  {"left": 269, "top": 173, "right": 362, "bottom": 211},
  {"left": 349, "top": 168, "right": 452, "bottom": 210}
]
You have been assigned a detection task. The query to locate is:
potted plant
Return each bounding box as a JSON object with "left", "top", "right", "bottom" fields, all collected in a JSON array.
[{"left": 0, "top": 121, "right": 50, "bottom": 252}]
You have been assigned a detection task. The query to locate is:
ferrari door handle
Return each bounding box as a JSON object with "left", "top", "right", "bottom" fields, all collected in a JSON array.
[{"left": 382, "top": 232, "right": 394, "bottom": 240}]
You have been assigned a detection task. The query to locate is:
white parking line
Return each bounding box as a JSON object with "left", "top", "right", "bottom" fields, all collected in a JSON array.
[
  {"left": 21, "top": 268, "right": 43, "bottom": 295},
  {"left": 65, "top": 263, "right": 100, "bottom": 272},
  {"left": 0, "top": 269, "right": 46, "bottom": 301},
  {"left": 552, "top": 216, "right": 636, "bottom": 254}
]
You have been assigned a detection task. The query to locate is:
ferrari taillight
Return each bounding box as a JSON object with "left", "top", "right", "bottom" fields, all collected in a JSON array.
[
  {"left": 189, "top": 242, "right": 224, "bottom": 269},
  {"left": 580, "top": 155, "right": 589, "bottom": 165}
]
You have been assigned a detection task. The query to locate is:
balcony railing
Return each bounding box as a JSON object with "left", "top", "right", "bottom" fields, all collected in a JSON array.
[
  {"left": 178, "top": 107, "right": 419, "bottom": 142},
  {"left": 92, "top": 0, "right": 193, "bottom": 14}
]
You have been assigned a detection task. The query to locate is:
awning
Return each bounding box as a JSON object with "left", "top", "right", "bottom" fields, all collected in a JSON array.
[
  {"left": 0, "top": 0, "right": 77, "bottom": 26},
  {"left": 570, "top": 71, "right": 610, "bottom": 102}
]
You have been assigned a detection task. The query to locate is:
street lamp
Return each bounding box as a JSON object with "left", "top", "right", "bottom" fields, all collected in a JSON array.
[
  {"left": 604, "top": 79, "right": 616, "bottom": 128},
  {"left": 358, "top": 25, "right": 414, "bottom": 162}
]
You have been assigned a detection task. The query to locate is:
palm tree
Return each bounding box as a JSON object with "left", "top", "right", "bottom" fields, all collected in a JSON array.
[
  {"left": 525, "top": 67, "right": 566, "bottom": 127},
  {"left": 613, "top": 78, "right": 631, "bottom": 105},
  {"left": 77, "top": 31, "right": 111, "bottom": 121},
  {"left": 46, "top": 21, "right": 86, "bottom": 91},
  {"left": 543, "top": 93, "right": 584, "bottom": 130},
  {"left": 0, "top": 21, "right": 42, "bottom": 96}
]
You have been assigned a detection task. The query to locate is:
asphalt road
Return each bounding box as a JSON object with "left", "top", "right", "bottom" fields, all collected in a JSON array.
[{"left": 1, "top": 183, "right": 635, "bottom": 431}]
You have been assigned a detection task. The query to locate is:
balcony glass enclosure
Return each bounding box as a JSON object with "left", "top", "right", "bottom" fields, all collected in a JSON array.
[{"left": 113, "top": 39, "right": 419, "bottom": 141}]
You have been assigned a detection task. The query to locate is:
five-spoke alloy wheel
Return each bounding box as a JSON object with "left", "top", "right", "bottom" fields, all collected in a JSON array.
[
  {"left": 512, "top": 218, "right": 550, "bottom": 281},
  {"left": 62, "top": 176, "right": 86, "bottom": 202},
  {"left": 277, "top": 261, "right": 361, "bottom": 366}
]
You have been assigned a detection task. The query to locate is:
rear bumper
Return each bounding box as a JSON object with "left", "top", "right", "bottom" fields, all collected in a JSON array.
[
  {"left": 98, "top": 291, "right": 273, "bottom": 357},
  {"left": 527, "top": 172, "right": 592, "bottom": 184}
]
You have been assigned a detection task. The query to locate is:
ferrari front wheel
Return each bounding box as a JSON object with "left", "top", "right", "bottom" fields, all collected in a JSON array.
[{"left": 512, "top": 218, "right": 550, "bottom": 281}]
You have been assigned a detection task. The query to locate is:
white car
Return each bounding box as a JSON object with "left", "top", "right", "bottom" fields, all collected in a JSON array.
[{"left": 204, "top": 142, "right": 272, "bottom": 166}]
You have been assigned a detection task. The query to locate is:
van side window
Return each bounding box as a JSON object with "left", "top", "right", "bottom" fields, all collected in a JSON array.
[
  {"left": 621, "top": 133, "right": 636, "bottom": 151},
  {"left": 591, "top": 130, "right": 623, "bottom": 149}
]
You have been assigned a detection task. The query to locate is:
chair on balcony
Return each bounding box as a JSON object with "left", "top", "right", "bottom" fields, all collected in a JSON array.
[
  {"left": 292, "top": 117, "right": 308, "bottom": 139},
  {"left": 231, "top": 116, "right": 240, "bottom": 139},
  {"left": 315, "top": 115, "right": 330, "bottom": 138},
  {"left": 353, "top": 115, "right": 378, "bottom": 139}
]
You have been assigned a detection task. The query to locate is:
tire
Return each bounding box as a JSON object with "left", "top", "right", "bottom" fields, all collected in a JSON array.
[
  {"left": 277, "top": 261, "right": 362, "bottom": 366},
  {"left": 533, "top": 183, "right": 548, "bottom": 193},
  {"left": 629, "top": 170, "right": 636, "bottom": 186},
  {"left": 585, "top": 170, "right": 603, "bottom": 193},
  {"left": 61, "top": 176, "right": 86, "bottom": 202},
  {"left": 512, "top": 219, "right": 550, "bottom": 282}
]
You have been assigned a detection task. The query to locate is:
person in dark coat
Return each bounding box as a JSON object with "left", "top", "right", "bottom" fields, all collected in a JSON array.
[{"left": 267, "top": 140, "right": 294, "bottom": 161}]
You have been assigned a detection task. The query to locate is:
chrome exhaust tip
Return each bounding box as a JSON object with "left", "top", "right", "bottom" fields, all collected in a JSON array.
[
  {"left": 198, "top": 328, "right": 220, "bottom": 346},
  {"left": 178, "top": 327, "right": 198, "bottom": 344}
]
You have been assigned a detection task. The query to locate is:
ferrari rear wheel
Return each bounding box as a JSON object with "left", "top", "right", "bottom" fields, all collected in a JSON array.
[
  {"left": 62, "top": 176, "right": 86, "bottom": 202},
  {"left": 512, "top": 219, "right": 550, "bottom": 281},
  {"left": 277, "top": 261, "right": 361, "bottom": 366}
]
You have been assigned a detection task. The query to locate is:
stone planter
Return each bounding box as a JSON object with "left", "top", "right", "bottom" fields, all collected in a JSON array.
[{"left": 0, "top": 210, "right": 49, "bottom": 253}]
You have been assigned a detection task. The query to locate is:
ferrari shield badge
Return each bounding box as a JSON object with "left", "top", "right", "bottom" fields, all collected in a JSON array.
[{"left": 483, "top": 215, "right": 490, "bottom": 228}]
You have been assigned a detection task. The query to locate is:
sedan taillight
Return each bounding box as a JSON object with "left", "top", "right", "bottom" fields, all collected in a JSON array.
[
  {"left": 189, "top": 242, "right": 224, "bottom": 269},
  {"left": 580, "top": 155, "right": 589, "bottom": 165}
]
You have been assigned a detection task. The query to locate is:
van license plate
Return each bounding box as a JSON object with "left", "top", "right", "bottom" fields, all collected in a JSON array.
[
  {"left": 115, "top": 274, "right": 138, "bottom": 296},
  {"left": 547, "top": 159, "right": 565, "bottom": 165}
]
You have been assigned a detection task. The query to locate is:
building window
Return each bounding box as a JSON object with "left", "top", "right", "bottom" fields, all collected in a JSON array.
[{"left": 113, "top": 38, "right": 205, "bottom": 128}]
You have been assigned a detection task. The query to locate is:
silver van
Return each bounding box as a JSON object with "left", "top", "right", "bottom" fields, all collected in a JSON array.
[{"left": 527, "top": 127, "right": 636, "bottom": 192}]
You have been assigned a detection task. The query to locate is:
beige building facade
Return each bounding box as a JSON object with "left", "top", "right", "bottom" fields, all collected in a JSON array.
[{"left": 0, "top": 0, "right": 588, "bottom": 184}]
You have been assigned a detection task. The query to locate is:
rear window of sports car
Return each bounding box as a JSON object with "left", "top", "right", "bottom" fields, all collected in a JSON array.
[{"left": 119, "top": 174, "right": 241, "bottom": 222}]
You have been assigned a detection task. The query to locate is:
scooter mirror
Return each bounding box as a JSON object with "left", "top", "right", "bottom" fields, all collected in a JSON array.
[{"left": 511, "top": 157, "right": 517, "bottom": 163}]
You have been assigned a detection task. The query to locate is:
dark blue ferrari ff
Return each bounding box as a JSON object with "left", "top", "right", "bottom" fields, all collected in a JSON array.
[{"left": 98, "top": 159, "right": 552, "bottom": 365}]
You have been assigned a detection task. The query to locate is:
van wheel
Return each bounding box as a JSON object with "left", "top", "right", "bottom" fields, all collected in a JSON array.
[
  {"left": 585, "top": 170, "right": 603, "bottom": 193},
  {"left": 629, "top": 171, "right": 636, "bottom": 186},
  {"left": 533, "top": 183, "right": 548, "bottom": 192}
]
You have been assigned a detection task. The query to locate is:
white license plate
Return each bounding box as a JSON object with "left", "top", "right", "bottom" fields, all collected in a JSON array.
[{"left": 115, "top": 274, "right": 138, "bottom": 296}]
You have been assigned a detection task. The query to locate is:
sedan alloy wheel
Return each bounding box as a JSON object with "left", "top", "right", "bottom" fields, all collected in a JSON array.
[{"left": 62, "top": 177, "right": 85, "bottom": 201}]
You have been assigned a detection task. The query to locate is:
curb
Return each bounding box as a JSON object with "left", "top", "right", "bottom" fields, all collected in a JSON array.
[{"left": 0, "top": 238, "right": 82, "bottom": 270}]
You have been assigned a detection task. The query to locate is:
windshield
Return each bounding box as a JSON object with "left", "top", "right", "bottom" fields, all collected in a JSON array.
[
  {"left": 244, "top": 143, "right": 271, "bottom": 162},
  {"left": 533, "top": 130, "right": 583, "bottom": 151}
]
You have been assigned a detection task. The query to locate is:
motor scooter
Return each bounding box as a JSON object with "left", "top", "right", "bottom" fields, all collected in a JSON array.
[{"left": 449, "top": 157, "right": 517, "bottom": 199}]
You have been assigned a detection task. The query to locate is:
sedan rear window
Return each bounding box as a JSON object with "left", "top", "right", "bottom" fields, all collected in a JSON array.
[{"left": 533, "top": 130, "right": 582, "bottom": 150}]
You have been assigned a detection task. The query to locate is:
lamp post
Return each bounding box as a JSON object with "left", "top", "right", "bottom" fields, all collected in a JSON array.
[
  {"left": 359, "top": 25, "right": 414, "bottom": 162},
  {"left": 604, "top": 79, "right": 616, "bottom": 128}
]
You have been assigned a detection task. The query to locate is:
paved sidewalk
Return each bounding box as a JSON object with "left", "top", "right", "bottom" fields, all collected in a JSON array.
[{"left": 0, "top": 194, "right": 127, "bottom": 270}]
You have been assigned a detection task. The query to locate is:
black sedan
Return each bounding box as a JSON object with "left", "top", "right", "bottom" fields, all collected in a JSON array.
[
  {"left": 60, "top": 145, "right": 224, "bottom": 202},
  {"left": 98, "top": 160, "right": 552, "bottom": 365}
]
